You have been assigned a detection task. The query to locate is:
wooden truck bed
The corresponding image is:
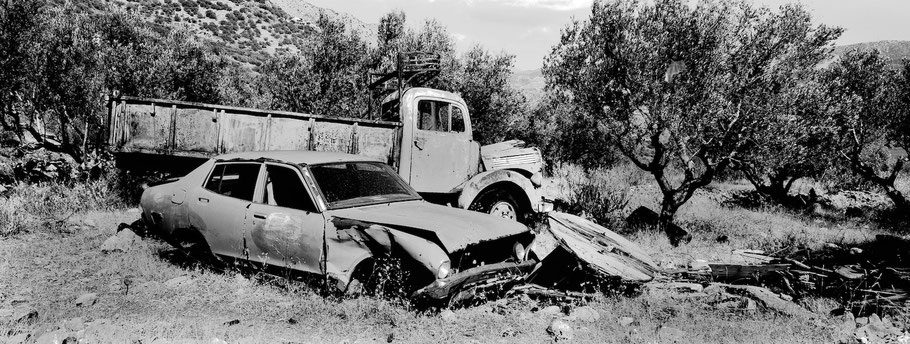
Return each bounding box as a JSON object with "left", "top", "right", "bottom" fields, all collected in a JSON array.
[{"left": 107, "top": 96, "right": 402, "bottom": 168}]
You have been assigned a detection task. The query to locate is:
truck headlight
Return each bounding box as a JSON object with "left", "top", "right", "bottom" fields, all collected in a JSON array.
[
  {"left": 436, "top": 260, "right": 452, "bottom": 279},
  {"left": 513, "top": 242, "right": 527, "bottom": 261}
]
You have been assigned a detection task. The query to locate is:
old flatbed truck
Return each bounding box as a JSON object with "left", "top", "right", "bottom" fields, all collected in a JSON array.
[{"left": 106, "top": 53, "right": 550, "bottom": 221}]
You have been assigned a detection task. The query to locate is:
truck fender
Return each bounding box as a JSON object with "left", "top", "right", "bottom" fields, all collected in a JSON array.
[{"left": 456, "top": 170, "right": 539, "bottom": 212}]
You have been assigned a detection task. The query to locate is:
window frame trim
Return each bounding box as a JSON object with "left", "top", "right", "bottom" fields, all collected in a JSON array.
[
  {"left": 415, "top": 97, "right": 470, "bottom": 136},
  {"left": 255, "top": 161, "right": 324, "bottom": 214},
  {"left": 201, "top": 161, "right": 265, "bottom": 202}
]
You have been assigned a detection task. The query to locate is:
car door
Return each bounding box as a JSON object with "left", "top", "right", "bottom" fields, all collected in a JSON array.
[
  {"left": 189, "top": 161, "right": 263, "bottom": 259},
  {"left": 409, "top": 99, "right": 474, "bottom": 193},
  {"left": 244, "top": 162, "right": 326, "bottom": 274}
]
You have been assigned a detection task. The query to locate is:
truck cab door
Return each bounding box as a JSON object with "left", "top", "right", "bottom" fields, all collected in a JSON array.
[{"left": 409, "top": 99, "right": 476, "bottom": 193}]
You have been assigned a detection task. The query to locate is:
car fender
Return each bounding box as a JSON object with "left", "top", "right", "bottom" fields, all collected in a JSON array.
[
  {"left": 328, "top": 219, "right": 448, "bottom": 286},
  {"left": 456, "top": 169, "right": 539, "bottom": 211}
]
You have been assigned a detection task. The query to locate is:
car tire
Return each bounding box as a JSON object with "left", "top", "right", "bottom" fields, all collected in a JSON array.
[{"left": 469, "top": 188, "right": 524, "bottom": 222}]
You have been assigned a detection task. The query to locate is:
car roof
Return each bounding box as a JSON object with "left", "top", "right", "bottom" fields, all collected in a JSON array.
[{"left": 213, "top": 150, "right": 381, "bottom": 165}]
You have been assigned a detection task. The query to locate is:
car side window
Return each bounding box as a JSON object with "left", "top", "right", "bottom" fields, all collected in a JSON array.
[
  {"left": 261, "top": 164, "right": 317, "bottom": 212},
  {"left": 204, "top": 163, "right": 260, "bottom": 201}
]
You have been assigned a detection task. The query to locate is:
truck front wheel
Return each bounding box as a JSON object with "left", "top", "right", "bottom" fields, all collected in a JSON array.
[{"left": 469, "top": 188, "right": 524, "bottom": 222}]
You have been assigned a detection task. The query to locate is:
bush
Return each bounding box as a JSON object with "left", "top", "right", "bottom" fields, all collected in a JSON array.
[{"left": 547, "top": 163, "right": 644, "bottom": 227}]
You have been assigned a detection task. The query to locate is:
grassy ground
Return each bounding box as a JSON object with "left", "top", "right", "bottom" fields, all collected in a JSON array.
[
  {"left": 0, "top": 175, "right": 868, "bottom": 343},
  {"left": 0, "top": 209, "right": 840, "bottom": 343}
]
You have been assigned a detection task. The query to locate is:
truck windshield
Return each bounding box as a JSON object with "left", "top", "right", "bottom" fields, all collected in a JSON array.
[{"left": 308, "top": 162, "right": 421, "bottom": 209}]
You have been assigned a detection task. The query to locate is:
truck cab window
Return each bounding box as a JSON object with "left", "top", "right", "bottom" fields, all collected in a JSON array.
[
  {"left": 261, "top": 164, "right": 317, "bottom": 212},
  {"left": 418, "top": 100, "right": 452, "bottom": 132},
  {"left": 451, "top": 107, "right": 465, "bottom": 132},
  {"left": 204, "top": 163, "right": 260, "bottom": 201}
]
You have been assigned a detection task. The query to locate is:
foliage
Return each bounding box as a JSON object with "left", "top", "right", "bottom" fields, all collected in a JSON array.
[
  {"left": 0, "top": 1, "right": 232, "bottom": 162},
  {"left": 257, "top": 13, "right": 370, "bottom": 116},
  {"left": 824, "top": 50, "right": 910, "bottom": 211},
  {"left": 734, "top": 80, "right": 838, "bottom": 208},
  {"left": 544, "top": 0, "right": 840, "bottom": 230}
]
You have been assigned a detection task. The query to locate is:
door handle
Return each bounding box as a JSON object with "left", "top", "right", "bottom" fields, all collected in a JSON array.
[
  {"left": 198, "top": 197, "right": 209, "bottom": 203},
  {"left": 414, "top": 138, "right": 425, "bottom": 150},
  {"left": 253, "top": 213, "right": 267, "bottom": 219}
]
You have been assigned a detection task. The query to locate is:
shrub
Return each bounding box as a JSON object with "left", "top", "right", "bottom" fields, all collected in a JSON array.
[{"left": 547, "top": 163, "right": 644, "bottom": 227}]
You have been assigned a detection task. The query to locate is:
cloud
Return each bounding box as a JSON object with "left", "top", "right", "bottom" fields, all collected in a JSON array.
[
  {"left": 462, "top": 0, "right": 593, "bottom": 11},
  {"left": 453, "top": 33, "right": 468, "bottom": 41}
]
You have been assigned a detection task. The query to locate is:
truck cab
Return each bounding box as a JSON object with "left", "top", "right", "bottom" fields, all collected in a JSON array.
[{"left": 387, "top": 87, "right": 548, "bottom": 221}]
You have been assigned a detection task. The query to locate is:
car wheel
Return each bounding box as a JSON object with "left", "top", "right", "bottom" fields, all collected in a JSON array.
[{"left": 470, "top": 188, "right": 524, "bottom": 222}]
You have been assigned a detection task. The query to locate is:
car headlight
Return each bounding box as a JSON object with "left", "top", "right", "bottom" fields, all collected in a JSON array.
[
  {"left": 513, "top": 242, "right": 527, "bottom": 261},
  {"left": 436, "top": 260, "right": 452, "bottom": 279}
]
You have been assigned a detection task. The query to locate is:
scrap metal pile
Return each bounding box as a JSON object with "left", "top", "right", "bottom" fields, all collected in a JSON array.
[
  {"left": 667, "top": 235, "right": 910, "bottom": 316},
  {"left": 415, "top": 212, "right": 661, "bottom": 306}
]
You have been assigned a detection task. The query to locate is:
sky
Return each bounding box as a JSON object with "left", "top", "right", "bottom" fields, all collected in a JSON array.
[{"left": 304, "top": 0, "right": 910, "bottom": 70}]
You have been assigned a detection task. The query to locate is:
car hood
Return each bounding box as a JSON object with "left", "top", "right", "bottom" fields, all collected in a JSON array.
[{"left": 329, "top": 201, "right": 530, "bottom": 253}]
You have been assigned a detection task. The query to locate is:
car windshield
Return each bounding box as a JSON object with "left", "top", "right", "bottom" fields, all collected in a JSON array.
[{"left": 308, "top": 162, "right": 421, "bottom": 209}]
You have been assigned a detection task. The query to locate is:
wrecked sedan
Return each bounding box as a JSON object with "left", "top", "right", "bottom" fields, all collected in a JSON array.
[{"left": 139, "top": 151, "right": 535, "bottom": 298}]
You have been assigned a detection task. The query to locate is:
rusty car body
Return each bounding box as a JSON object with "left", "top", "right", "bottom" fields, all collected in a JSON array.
[{"left": 139, "top": 150, "right": 537, "bottom": 298}]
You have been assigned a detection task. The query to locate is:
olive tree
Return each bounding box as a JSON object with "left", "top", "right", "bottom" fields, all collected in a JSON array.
[
  {"left": 734, "top": 81, "right": 838, "bottom": 207},
  {"left": 825, "top": 50, "right": 910, "bottom": 211},
  {"left": 544, "top": 0, "right": 840, "bottom": 233}
]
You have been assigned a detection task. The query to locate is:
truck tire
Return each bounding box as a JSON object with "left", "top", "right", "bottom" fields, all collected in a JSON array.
[{"left": 469, "top": 188, "right": 524, "bottom": 222}]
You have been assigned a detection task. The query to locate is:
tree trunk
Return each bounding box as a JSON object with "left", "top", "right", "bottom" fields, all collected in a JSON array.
[{"left": 657, "top": 190, "right": 693, "bottom": 246}]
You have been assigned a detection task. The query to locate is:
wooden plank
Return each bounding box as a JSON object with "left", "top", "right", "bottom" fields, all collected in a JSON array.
[
  {"left": 709, "top": 263, "right": 790, "bottom": 280},
  {"left": 545, "top": 212, "right": 659, "bottom": 282}
]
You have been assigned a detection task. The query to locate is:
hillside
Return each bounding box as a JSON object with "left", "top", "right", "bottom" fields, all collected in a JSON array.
[
  {"left": 834, "top": 40, "right": 910, "bottom": 69},
  {"left": 49, "top": 0, "right": 374, "bottom": 66},
  {"left": 510, "top": 68, "right": 545, "bottom": 104}
]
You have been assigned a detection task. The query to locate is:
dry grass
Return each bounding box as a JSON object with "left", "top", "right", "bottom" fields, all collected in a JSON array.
[
  {"left": 0, "top": 209, "right": 840, "bottom": 343},
  {"left": 0, "top": 173, "right": 850, "bottom": 343}
]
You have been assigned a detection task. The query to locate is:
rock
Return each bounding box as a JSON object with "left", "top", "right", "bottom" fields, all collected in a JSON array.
[
  {"left": 618, "top": 317, "right": 635, "bottom": 327},
  {"left": 856, "top": 317, "right": 869, "bottom": 326},
  {"left": 0, "top": 306, "right": 38, "bottom": 325},
  {"left": 74, "top": 293, "right": 97, "bottom": 307},
  {"left": 850, "top": 247, "right": 864, "bottom": 255},
  {"left": 63, "top": 317, "right": 85, "bottom": 331},
  {"left": 779, "top": 294, "right": 793, "bottom": 302},
  {"left": 211, "top": 338, "right": 228, "bottom": 344},
  {"left": 62, "top": 336, "right": 78, "bottom": 344},
  {"left": 82, "top": 218, "right": 97, "bottom": 228},
  {"left": 744, "top": 299, "right": 758, "bottom": 312},
  {"left": 223, "top": 319, "right": 240, "bottom": 326},
  {"left": 868, "top": 314, "right": 882, "bottom": 327},
  {"left": 625, "top": 206, "right": 692, "bottom": 246},
  {"left": 501, "top": 328, "right": 519, "bottom": 337},
  {"left": 546, "top": 319, "right": 573, "bottom": 341},
  {"left": 538, "top": 305, "right": 561, "bottom": 316},
  {"left": 709, "top": 283, "right": 814, "bottom": 318},
  {"left": 164, "top": 275, "right": 191, "bottom": 288},
  {"left": 34, "top": 330, "right": 68, "bottom": 344},
  {"left": 658, "top": 326, "right": 687, "bottom": 343},
  {"left": 568, "top": 306, "right": 600, "bottom": 322},
  {"left": 689, "top": 260, "right": 710, "bottom": 271},
  {"left": 7, "top": 333, "right": 30, "bottom": 343},
  {"left": 127, "top": 208, "right": 141, "bottom": 214},
  {"left": 0, "top": 185, "right": 8, "bottom": 193},
  {"left": 439, "top": 309, "right": 456, "bottom": 323},
  {"left": 100, "top": 229, "right": 140, "bottom": 253}
]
